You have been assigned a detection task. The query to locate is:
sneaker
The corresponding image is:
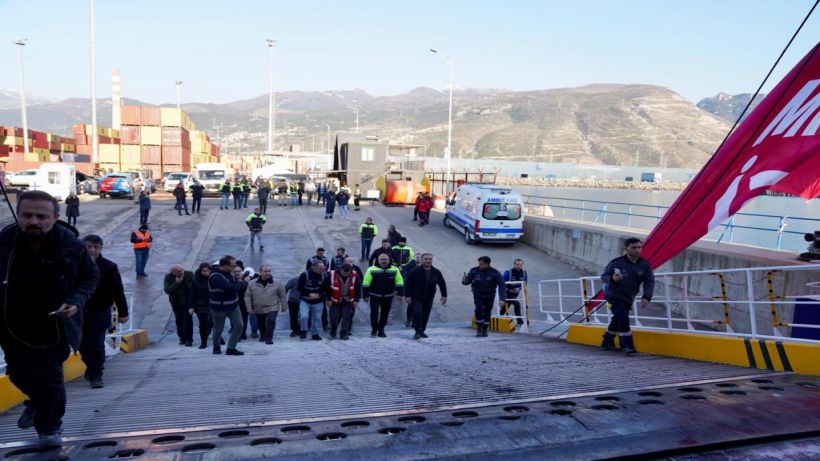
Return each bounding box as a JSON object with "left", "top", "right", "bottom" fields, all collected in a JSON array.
[
  {"left": 38, "top": 431, "right": 62, "bottom": 446},
  {"left": 90, "top": 377, "right": 104, "bottom": 389},
  {"left": 420, "top": 332, "right": 428, "bottom": 338},
  {"left": 265, "top": 339, "right": 273, "bottom": 345},
  {"left": 17, "top": 402, "right": 34, "bottom": 429},
  {"left": 213, "top": 346, "right": 222, "bottom": 355},
  {"left": 413, "top": 333, "right": 421, "bottom": 340},
  {"left": 378, "top": 331, "right": 387, "bottom": 338},
  {"left": 311, "top": 334, "right": 322, "bottom": 341},
  {"left": 225, "top": 348, "right": 245, "bottom": 356}
]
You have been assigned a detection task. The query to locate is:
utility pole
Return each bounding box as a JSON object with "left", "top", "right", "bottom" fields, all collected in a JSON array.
[
  {"left": 90, "top": 0, "right": 98, "bottom": 164},
  {"left": 321, "top": 121, "right": 331, "bottom": 155},
  {"left": 266, "top": 39, "right": 276, "bottom": 160},
  {"left": 13, "top": 38, "right": 29, "bottom": 155},
  {"left": 430, "top": 48, "right": 454, "bottom": 193},
  {"left": 353, "top": 108, "right": 359, "bottom": 134},
  {"left": 175, "top": 80, "right": 183, "bottom": 109}
]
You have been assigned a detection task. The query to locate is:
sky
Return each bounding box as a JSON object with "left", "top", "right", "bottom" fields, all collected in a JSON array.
[{"left": 1, "top": 0, "right": 818, "bottom": 105}]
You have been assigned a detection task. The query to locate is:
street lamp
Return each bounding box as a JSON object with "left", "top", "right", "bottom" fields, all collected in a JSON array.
[
  {"left": 321, "top": 122, "right": 331, "bottom": 155},
  {"left": 430, "top": 48, "right": 453, "bottom": 194},
  {"left": 12, "top": 38, "right": 29, "bottom": 155},
  {"left": 175, "top": 80, "right": 183, "bottom": 109},
  {"left": 266, "top": 39, "right": 276, "bottom": 159},
  {"left": 353, "top": 108, "right": 359, "bottom": 134},
  {"left": 90, "top": 0, "right": 98, "bottom": 164}
]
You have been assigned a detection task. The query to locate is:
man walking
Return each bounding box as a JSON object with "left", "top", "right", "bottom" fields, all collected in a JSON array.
[
  {"left": 405, "top": 254, "right": 447, "bottom": 339},
  {"left": 327, "top": 263, "right": 361, "bottom": 340},
  {"left": 219, "top": 180, "right": 232, "bottom": 210},
  {"left": 246, "top": 207, "right": 267, "bottom": 250},
  {"left": 305, "top": 247, "right": 331, "bottom": 331},
  {"left": 284, "top": 275, "right": 302, "bottom": 337},
  {"left": 241, "top": 179, "right": 251, "bottom": 208},
  {"left": 208, "top": 255, "right": 248, "bottom": 355},
  {"left": 298, "top": 261, "right": 330, "bottom": 340},
  {"left": 368, "top": 239, "right": 393, "bottom": 267},
  {"left": 362, "top": 253, "right": 404, "bottom": 338},
  {"left": 130, "top": 224, "right": 152, "bottom": 278},
  {"left": 330, "top": 247, "right": 348, "bottom": 271},
  {"left": 358, "top": 217, "right": 379, "bottom": 262},
  {"left": 417, "top": 192, "right": 433, "bottom": 226},
  {"left": 173, "top": 182, "right": 190, "bottom": 216},
  {"left": 244, "top": 265, "right": 287, "bottom": 344},
  {"left": 164, "top": 264, "right": 194, "bottom": 346},
  {"left": 502, "top": 258, "right": 528, "bottom": 325},
  {"left": 391, "top": 237, "right": 415, "bottom": 273},
  {"left": 232, "top": 181, "right": 243, "bottom": 209},
  {"left": 337, "top": 189, "right": 350, "bottom": 219},
  {"left": 462, "top": 256, "right": 506, "bottom": 338},
  {"left": 138, "top": 191, "right": 151, "bottom": 226},
  {"left": 80, "top": 235, "right": 129, "bottom": 389},
  {"left": 353, "top": 184, "right": 361, "bottom": 211},
  {"left": 189, "top": 179, "right": 205, "bottom": 214},
  {"left": 600, "top": 237, "right": 654, "bottom": 354},
  {"left": 413, "top": 192, "right": 423, "bottom": 221},
  {"left": 257, "top": 180, "right": 270, "bottom": 214},
  {"left": 0, "top": 191, "right": 99, "bottom": 445}
]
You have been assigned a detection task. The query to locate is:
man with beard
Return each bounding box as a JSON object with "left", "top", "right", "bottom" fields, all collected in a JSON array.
[
  {"left": 0, "top": 191, "right": 99, "bottom": 445},
  {"left": 362, "top": 253, "right": 404, "bottom": 338},
  {"left": 405, "top": 254, "right": 447, "bottom": 340}
]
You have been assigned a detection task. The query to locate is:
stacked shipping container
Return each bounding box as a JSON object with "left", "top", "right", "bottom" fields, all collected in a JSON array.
[
  {"left": 1, "top": 126, "right": 94, "bottom": 174},
  {"left": 74, "top": 124, "right": 120, "bottom": 174}
]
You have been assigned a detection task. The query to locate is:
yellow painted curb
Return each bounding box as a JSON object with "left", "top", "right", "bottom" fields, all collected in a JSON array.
[
  {"left": 120, "top": 329, "right": 150, "bottom": 353},
  {"left": 0, "top": 354, "right": 86, "bottom": 413},
  {"left": 567, "top": 324, "right": 820, "bottom": 376}
]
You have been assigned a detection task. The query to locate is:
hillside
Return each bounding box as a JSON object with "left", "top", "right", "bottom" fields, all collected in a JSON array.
[
  {"left": 697, "top": 92, "right": 764, "bottom": 123},
  {"left": 0, "top": 85, "right": 731, "bottom": 168}
]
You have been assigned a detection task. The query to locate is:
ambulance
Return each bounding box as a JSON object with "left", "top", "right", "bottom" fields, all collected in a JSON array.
[{"left": 443, "top": 184, "right": 525, "bottom": 244}]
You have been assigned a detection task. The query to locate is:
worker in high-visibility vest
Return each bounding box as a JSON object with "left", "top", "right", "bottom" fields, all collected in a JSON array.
[{"left": 130, "top": 224, "right": 153, "bottom": 278}]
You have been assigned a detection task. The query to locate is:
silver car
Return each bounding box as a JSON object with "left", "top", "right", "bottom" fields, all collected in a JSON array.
[{"left": 164, "top": 172, "right": 194, "bottom": 193}]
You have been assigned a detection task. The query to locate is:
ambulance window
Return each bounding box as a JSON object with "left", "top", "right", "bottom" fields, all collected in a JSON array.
[{"left": 483, "top": 203, "right": 521, "bottom": 220}]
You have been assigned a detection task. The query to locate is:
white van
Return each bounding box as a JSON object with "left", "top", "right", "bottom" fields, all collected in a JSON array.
[
  {"left": 443, "top": 184, "right": 524, "bottom": 244},
  {"left": 29, "top": 163, "right": 76, "bottom": 201},
  {"left": 192, "top": 163, "right": 227, "bottom": 196}
]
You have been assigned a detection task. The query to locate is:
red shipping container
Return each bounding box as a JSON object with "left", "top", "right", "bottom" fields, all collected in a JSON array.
[
  {"left": 76, "top": 145, "right": 92, "bottom": 155},
  {"left": 72, "top": 162, "right": 94, "bottom": 175},
  {"left": 162, "top": 164, "right": 183, "bottom": 174},
  {"left": 142, "top": 163, "right": 161, "bottom": 178},
  {"left": 32, "top": 139, "right": 48, "bottom": 149},
  {"left": 6, "top": 153, "right": 40, "bottom": 172},
  {"left": 140, "top": 106, "right": 161, "bottom": 126},
  {"left": 72, "top": 125, "right": 86, "bottom": 135},
  {"left": 161, "top": 146, "right": 191, "bottom": 165},
  {"left": 140, "top": 145, "right": 161, "bottom": 164},
  {"left": 121, "top": 106, "right": 141, "bottom": 126},
  {"left": 74, "top": 135, "right": 89, "bottom": 145},
  {"left": 119, "top": 126, "right": 140, "bottom": 144},
  {"left": 161, "top": 127, "right": 191, "bottom": 146}
]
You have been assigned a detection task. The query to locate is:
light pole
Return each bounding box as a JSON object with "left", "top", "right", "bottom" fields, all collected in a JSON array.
[
  {"left": 353, "top": 108, "right": 359, "bottom": 134},
  {"left": 430, "top": 48, "right": 453, "bottom": 194},
  {"left": 12, "top": 38, "right": 29, "bottom": 155},
  {"left": 90, "top": 0, "right": 98, "bottom": 164},
  {"left": 175, "top": 80, "right": 183, "bottom": 109},
  {"left": 321, "top": 122, "right": 331, "bottom": 155},
  {"left": 266, "top": 39, "right": 276, "bottom": 160}
]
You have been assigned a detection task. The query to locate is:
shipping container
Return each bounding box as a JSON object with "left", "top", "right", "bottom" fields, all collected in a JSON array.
[
  {"left": 98, "top": 162, "right": 121, "bottom": 174},
  {"left": 5, "top": 153, "right": 41, "bottom": 172},
  {"left": 161, "top": 146, "right": 191, "bottom": 166},
  {"left": 119, "top": 125, "right": 140, "bottom": 145},
  {"left": 140, "top": 106, "right": 161, "bottom": 126},
  {"left": 74, "top": 134, "right": 88, "bottom": 145},
  {"left": 120, "top": 145, "right": 141, "bottom": 164},
  {"left": 72, "top": 162, "right": 94, "bottom": 175},
  {"left": 140, "top": 126, "right": 162, "bottom": 146},
  {"left": 161, "top": 127, "right": 190, "bottom": 146},
  {"left": 99, "top": 144, "right": 121, "bottom": 163},
  {"left": 140, "top": 145, "right": 161, "bottom": 164},
  {"left": 141, "top": 163, "right": 162, "bottom": 178},
  {"left": 74, "top": 154, "right": 92, "bottom": 163},
  {"left": 76, "top": 145, "right": 92, "bottom": 155},
  {"left": 122, "top": 106, "right": 141, "bottom": 126},
  {"left": 61, "top": 143, "right": 76, "bottom": 153},
  {"left": 162, "top": 164, "right": 183, "bottom": 174},
  {"left": 120, "top": 163, "right": 142, "bottom": 172},
  {"left": 160, "top": 107, "right": 194, "bottom": 129},
  {"left": 73, "top": 125, "right": 86, "bottom": 135}
]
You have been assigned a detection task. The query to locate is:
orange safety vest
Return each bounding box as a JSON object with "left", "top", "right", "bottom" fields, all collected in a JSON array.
[
  {"left": 329, "top": 270, "right": 358, "bottom": 304},
  {"left": 132, "top": 230, "right": 152, "bottom": 250}
]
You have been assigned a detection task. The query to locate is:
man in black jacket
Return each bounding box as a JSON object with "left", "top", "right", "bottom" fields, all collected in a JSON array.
[
  {"left": 0, "top": 191, "right": 99, "bottom": 445},
  {"left": 600, "top": 237, "right": 654, "bottom": 354},
  {"left": 462, "top": 256, "right": 505, "bottom": 338},
  {"left": 189, "top": 180, "right": 205, "bottom": 214},
  {"left": 405, "top": 254, "right": 447, "bottom": 339},
  {"left": 368, "top": 239, "right": 393, "bottom": 267},
  {"left": 80, "top": 235, "right": 129, "bottom": 389}
]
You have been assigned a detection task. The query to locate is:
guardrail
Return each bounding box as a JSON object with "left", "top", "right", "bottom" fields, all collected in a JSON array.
[
  {"left": 535, "top": 264, "right": 820, "bottom": 343},
  {"left": 520, "top": 194, "right": 818, "bottom": 252}
]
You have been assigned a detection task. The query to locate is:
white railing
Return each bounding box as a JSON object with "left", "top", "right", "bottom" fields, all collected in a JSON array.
[
  {"left": 494, "top": 280, "right": 530, "bottom": 333},
  {"left": 536, "top": 264, "right": 820, "bottom": 343}
]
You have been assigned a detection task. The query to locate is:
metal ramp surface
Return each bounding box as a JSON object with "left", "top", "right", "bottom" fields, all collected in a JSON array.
[{"left": 3, "top": 326, "right": 818, "bottom": 459}]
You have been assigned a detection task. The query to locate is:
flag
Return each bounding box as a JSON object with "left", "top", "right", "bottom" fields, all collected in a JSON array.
[{"left": 642, "top": 44, "right": 820, "bottom": 268}]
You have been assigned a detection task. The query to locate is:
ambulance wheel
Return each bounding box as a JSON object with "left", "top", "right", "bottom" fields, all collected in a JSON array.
[
  {"left": 443, "top": 216, "right": 452, "bottom": 228},
  {"left": 464, "top": 228, "right": 475, "bottom": 245}
]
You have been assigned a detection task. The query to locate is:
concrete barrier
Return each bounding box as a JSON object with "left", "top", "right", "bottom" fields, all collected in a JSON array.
[
  {"left": 567, "top": 324, "right": 820, "bottom": 376},
  {"left": 522, "top": 215, "right": 817, "bottom": 335}
]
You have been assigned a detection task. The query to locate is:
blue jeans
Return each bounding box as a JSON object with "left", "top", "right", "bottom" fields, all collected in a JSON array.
[
  {"left": 339, "top": 205, "right": 349, "bottom": 219},
  {"left": 210, "top": 307, "right": 243, "bottom": 349},
  {"left": 607, "top": 300, "right": 631, "bottom": 333},
  {"left": 360, "top": 238, "right": 373, "bottom": 260},
  {"left": 242, "top": 193, "right": 249, "bottom": 208},
  {"left": 300, "top": 300, "right": 324, "bottom": 336},
  {"left": 249, "top": 231, "right": 263, "bottom": 247},
  {"left": 176, "top": 199, "right": 188, "bottom": 215},
  {"left": 290, "top": 194, "right": 298, "bottom": 205},
  {"left": 134, "top": 249, "right": 150, "bottom": 276},
  {"left": 220, "top": 193, "right": 230, "bottom": 209}
]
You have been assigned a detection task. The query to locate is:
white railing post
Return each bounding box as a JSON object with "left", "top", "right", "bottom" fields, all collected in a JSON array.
[
  {"left": 745, "top": 270, "right": 758, "bottom": 338},
  {"left": 665, "top": 275, "right": 675, "bottom": 330},
  {"left": 682, "top": 276, "right": 692, "bottom": 330}
]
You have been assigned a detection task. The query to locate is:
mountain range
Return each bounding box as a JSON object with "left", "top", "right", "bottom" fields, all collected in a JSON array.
[{"left": 0, "top": 85, "right": 744, "bottom": 168}]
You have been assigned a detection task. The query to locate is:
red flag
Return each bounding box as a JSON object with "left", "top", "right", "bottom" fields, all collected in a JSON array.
[{"left": 642, "top": 44, "right": 820, "bottom": 268}]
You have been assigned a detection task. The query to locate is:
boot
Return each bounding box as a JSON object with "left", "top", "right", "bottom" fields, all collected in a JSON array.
[
  {"left": 482, "top": 324, "right": 489, "bottom": 337},
  {"left": 620, "top": 334, "right": 637, "bottom": 355},
  {"left": 476, "top": 325, "right": 483, "bottom": 337},
  {"left": 601, "top": 332, "right": 617, "bottom": 351}
]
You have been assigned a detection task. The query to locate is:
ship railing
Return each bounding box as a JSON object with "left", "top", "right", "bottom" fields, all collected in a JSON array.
[
  {"left": 520, "top": 194, "right": 818, "bottom": 251},
  {"left": 492, "top": 280, "right": 530, "bottom": 333},
  {"left": 534, "top": 264, "right": 820, "bottom": 343}
]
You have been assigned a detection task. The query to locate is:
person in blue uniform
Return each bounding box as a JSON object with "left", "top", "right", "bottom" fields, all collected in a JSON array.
[{"left": 462, "top": 256, "right": 506, "bottom": 338}]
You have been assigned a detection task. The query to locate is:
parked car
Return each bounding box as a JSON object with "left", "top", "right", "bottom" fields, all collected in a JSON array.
[
  {"left": 7, "top": 169, "right": 39, "bottom": 188},
  {"left": 125, "top": 169, "right": 156, "bottom": 193},
  {"left": 76, "top": 172, "right": 100, "bottom": 195},
  {"left": 159, "top": 171, "right": 175, "bottom": 189},
  {"left": 163, "top": 172, "right": 194, "bottom": 193},
  {"left": 98, "top": 173, "right": 136, "bottom": 199}
]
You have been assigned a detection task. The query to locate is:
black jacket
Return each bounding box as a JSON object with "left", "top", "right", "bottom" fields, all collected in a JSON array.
[
  {"left": 188, "top": 273, "right": 211, "bottom": 314},
  {"left": 65, "top": 195, "right": 80, "bottom": 217},
  {"left": 404, "top": 266, "right": 447, "bottom": 304},
  {"left": 368, "top": 247, "right": 394, "bottom": 267},
  {"left": 463, "top": 266, "right": 506, "bottom": 299},
  {"left": 305, "top": 255, "right": 330, "bottom": 272},
  {"left": 189, "top": 183, "right": 205, "bottom": 198},
  {"left": 601, "top": 255, "right": 655, "bottom": 306},
  {"left": 85, "top": 255, "right": 128, "bottom": 318},
  {"left": 298, "top": 270, "right": 330, "bottom": 304},
  {"left": 0, "top": 221, "right": 100, "bottom": 352},
  {"left": 173, "top": 187, "right": 186, "bottom": 200}
]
